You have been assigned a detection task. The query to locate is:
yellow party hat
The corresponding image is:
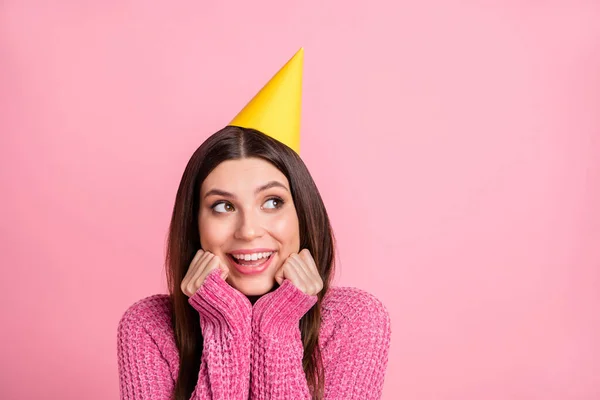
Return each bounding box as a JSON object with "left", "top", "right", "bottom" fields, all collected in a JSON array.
[{"left": 229, "top": 48, "right": 304, "bottom": 153}]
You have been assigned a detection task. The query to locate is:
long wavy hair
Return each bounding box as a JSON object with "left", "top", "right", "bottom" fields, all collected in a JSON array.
[{"left": 165, "top": 125, "right": 336, "bottom": 400}]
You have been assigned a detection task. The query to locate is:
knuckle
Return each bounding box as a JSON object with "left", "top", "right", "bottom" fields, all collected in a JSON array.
[
  {"left": 181, "top": 279, "right": 189, "bottom": 293},
  {"left": 301, "top": 249, "right": 311, "bottom": 258}
]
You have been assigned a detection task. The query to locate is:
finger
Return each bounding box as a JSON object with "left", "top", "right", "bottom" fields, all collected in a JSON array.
[
  {"left": 293, "top": 252, "right": 322, "bottom": 295},
  {"left": 274, "top": 261, "right": 285, "bottom": 285},
  {"left": 181, "top": 250, "right": 206, "bottom": 294},
  {"left": 195, "top": 255, "right": 221, "bottom": 288},
  {"left": 288, "top": 254, "right": 313, "bottom": 294},
  {"left": 283, "top": 256, "right": 308, "bottom": 292},
  {"left": 191, "top": 249, "right": 205, "bottom": 266},
  {"left": 183, "top": 253, "right": 214, "bottom": 296},
  {"left": 298, "top": 250, "right": 323, "bottom": 293},
  {"left": 197, "top": 252, "right": 216, "bottom": 276},
  {"left": 187, "top": 250, "right": 205, "bottom": 275},
  {"left": 274, "top": 255, "right": 288, "bottom": 285},
  {"left": 217, "top": 256, "right": 230, "bottom": 280},
  {"left": 194, "top": 250, "right": 213, "bottom": 269},
  {"left": 187, "top": 250, "right": 211, "bottom": 280},
  {"left": 299, "top": 249, "right": 319, "bottom": 276}
]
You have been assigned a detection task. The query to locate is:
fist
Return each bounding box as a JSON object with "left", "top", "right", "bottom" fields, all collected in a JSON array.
[
  {"left": 180, "top": 250, "right": 229, "bottom": 297},
  {"left": 274, "top": 249, "right": 323, "bottom": 296}
]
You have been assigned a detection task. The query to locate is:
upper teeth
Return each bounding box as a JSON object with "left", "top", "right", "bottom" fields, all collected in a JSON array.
[{"left": 232, "top": 252, "right": 273, "bottom": 261}]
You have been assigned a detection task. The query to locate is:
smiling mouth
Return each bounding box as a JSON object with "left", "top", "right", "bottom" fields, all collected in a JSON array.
[{"left": 227, "top": 252, "right": 274, "bottom": 267}]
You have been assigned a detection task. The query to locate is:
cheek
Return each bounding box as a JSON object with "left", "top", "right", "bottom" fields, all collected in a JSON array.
[
  {"left": 270, "top": 211, "right": 300, "bottom": 249},
  {"left": 199, "top": 214, "right": 230, "bottom": 250}
]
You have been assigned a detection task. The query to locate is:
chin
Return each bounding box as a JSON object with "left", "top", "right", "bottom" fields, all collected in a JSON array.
[{"left": 228, "top": 276, "right": 275, "bottom": 297}]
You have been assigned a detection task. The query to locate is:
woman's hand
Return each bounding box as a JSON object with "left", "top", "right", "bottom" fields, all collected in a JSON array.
[
  {"left": 181, "top": 250, "right": 229, "bottom": 297},
  {"left": 274, "top": 249, "right": 323, "bottom": 296}
]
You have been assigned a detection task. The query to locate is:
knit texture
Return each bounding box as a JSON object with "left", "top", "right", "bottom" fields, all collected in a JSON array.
[{"left": 117, "top": 270, "right": 391, "bottom": 399}]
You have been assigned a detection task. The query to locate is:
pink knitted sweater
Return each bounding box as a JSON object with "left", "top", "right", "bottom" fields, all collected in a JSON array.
[{"left": 117, "top": 270, "right": 391, "bottom": 399}]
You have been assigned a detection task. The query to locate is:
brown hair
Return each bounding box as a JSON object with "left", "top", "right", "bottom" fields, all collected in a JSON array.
[{"left": 165, "top": 126, "right": 336, "bottom": 399}]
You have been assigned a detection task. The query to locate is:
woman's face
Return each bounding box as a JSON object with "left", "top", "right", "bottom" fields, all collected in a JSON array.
[{"left": 198, "top": 157, "right": 300, "bottom": 297}]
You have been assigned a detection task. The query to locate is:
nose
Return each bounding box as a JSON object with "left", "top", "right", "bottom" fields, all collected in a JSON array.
[{"left": 233, "top": 210, "right": 265, "bottom": 241}]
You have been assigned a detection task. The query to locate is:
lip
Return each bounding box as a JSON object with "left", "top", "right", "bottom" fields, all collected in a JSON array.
[{"left": 227, "top": 251, "right": 275, "bottom": 276}]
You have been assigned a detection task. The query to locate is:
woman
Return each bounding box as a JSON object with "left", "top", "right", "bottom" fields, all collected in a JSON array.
[{"left": 117, "top": 125, "right": 390, "bottom": 399}]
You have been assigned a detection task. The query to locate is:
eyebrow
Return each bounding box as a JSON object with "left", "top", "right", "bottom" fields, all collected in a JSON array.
[{"left": 203, "top": 180, "right": 289, "bottom": 199}]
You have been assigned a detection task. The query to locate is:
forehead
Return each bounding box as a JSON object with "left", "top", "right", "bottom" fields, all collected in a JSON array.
[{"left": 201, "top": 157, "right": 289, "bottom": 192}]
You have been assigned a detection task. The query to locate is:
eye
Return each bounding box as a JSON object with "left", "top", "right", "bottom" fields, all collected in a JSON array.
[
  {"left": 263, "top": 197, "right": 284, "bottom": 210},
  {"left": 212, "top": 201, "right": 234, "bottom": 213}
]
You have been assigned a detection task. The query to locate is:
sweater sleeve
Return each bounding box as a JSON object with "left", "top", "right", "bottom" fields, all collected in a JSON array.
[
  {"left": 249, "top": 280, "right": 318, "bottom": 400},
  {"left": 187, "top": 269, "right": 253, "bottom": 399},
  {"left": 117, "top": 270, "right": 252, "bottom": 400},
  {"left": 320, "top": 289, "right": 391, "bottom": 399},
  {"left": 117, "top": 298, "right": 181, "bottom": 399}
]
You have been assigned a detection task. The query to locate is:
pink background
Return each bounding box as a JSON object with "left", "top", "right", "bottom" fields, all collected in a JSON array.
[{"left": 1, "top": 1, "right": 599, "bottom": 399}]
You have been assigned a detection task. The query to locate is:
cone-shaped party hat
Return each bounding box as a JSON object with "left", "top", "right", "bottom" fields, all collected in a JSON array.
[{"left": 229, "top": 48, "right": 304, "bottom": 153}]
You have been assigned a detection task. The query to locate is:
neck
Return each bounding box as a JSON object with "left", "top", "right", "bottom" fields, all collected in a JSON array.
[{"left": 246, "top": 283, "right": 280, "bottom": 305}]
